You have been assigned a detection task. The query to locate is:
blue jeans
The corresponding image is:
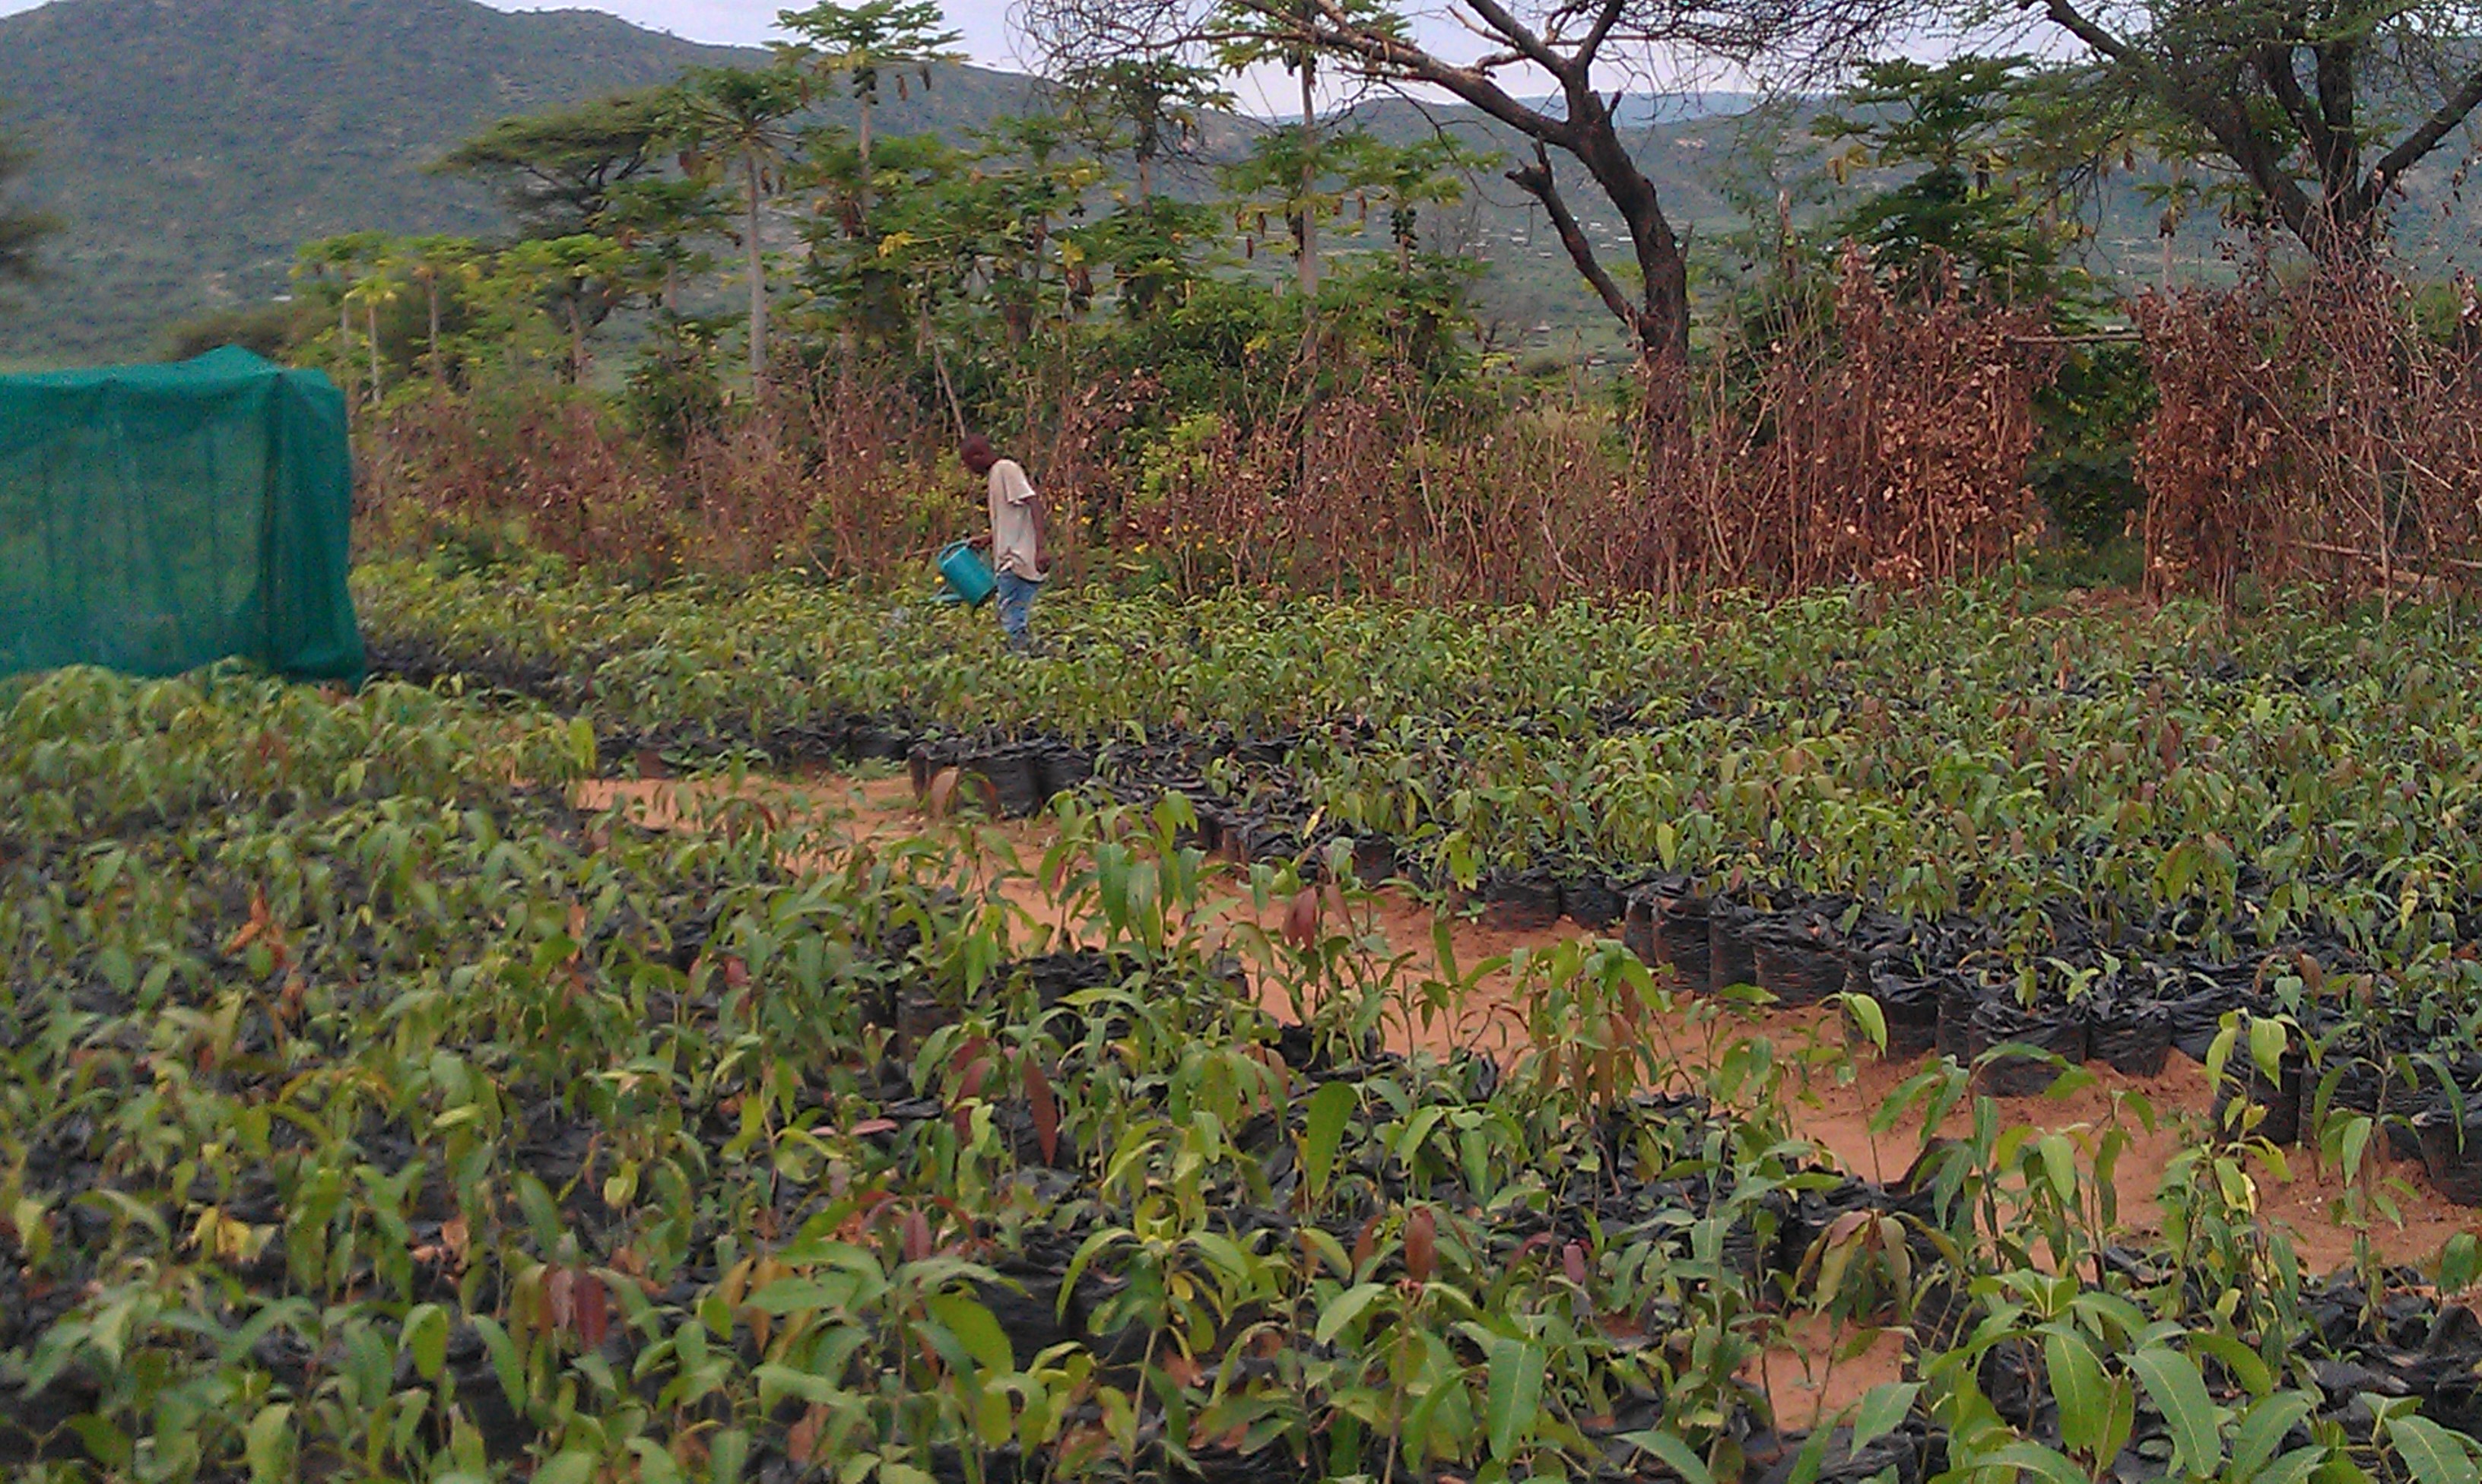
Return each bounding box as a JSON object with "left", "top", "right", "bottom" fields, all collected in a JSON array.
[{"left": 994, "top": 571, "right": 1039, "bottom": 650}]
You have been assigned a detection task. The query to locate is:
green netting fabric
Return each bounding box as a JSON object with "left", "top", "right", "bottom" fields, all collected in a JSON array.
[{"left": 0, "top": 346, "right": 363, "bottom": 683}]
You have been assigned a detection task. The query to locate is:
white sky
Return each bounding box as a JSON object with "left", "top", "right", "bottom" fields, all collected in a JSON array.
[{"left": 0, "top": 0, "right": 1771, "bottom": 116}]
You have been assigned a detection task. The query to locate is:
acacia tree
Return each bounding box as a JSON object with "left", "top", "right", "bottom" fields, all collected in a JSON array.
[
  {"left": 2023, "top": 0, "right": 2482, "bottom": 260},
  {"left": 776, "top": 0, "right": 964, "bottom": 240},
  {"left": 1024, "top": 0, "right": 1902, "bottom": 382},
  {"left": 671, "top": 65, "right": 809, "bottom": 384},
  {"left": 433, "top": 90, "right": 674, "bottom": 236}
]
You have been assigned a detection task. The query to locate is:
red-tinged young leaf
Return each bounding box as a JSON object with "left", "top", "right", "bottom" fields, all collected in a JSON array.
[
  {"left": 547, "top": 1267, "right": 575, "bottom": 1331},
  {"left": 1284, "top": 886, "right": 1320, "bottom": 949},
  {"left": 904, "top": 1208, "right": 933, "bottom": 1263},
  {"left": 1563, "top": 1241, "right": 1589, "bottom": 1286},
  {"left": 1024, "top": 1051, "right": 1059, "bottom": 1165},
  {"left": 1352, "top": 1213, "right": 1381, "bottom": 1276},
  {"left": 573, "top": 1270, "right": 609, "bottom": 1349},
  {"left": 1404, "top": 1207, "right": 1436, "bottom": 1286},
  {"left": 788, "top": 1405, "right": 824, "bottom": 1464}
]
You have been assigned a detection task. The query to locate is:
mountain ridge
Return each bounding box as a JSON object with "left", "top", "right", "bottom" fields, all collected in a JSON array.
[{"left": 0, "top": 0, "right": 1033, "bottom": 362}]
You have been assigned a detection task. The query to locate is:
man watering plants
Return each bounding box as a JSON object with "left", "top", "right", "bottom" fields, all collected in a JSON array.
[{"left": 963, "top": 434, "right": 1045, "bottom": 652}]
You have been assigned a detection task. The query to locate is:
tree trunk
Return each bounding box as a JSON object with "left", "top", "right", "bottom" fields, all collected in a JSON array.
[
  {"left": 1568, "top": 100, "right": 1689, "bottom": 369},
  {"left": 1136, "top": 151, "right": 1154, "bottom": 202},
  {"left": 338, "top": 296, "right": 354, "bottom": 403},
  {"left": 747, "top": 156, "right": 767, "bottom": 385},
  {"left": 1296, "top": 55, "right": 1318, "bottom": 306},
  {"left": 426, "top": 280, "right": 443, "bottom": 380},
  {"left": 858, "top": 96, "right": 874, "bottom": 241},
  {"left": 365, "top": 299, "right": 382, "bottom": 405}
]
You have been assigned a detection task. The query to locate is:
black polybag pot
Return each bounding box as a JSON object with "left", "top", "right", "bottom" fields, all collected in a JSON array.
[
  {"left": 1563, "top": 875, "right": 1625, "bottom": 931},
  {"left": 1657, "top": 894, "right": 1712, "bottom": 988},
  {"left": 850, "top": 723, "right": 912, "bottom": 762},
  {"left": 1709, "top": 902, "right": 1759, "bottom": 993},
  {"left": 1030, "top": 744, "right": 1094, "bottom": 802},
  {"left": 1968, "top": 996, "right": 2091, "bottom": 1097},
  {"left": 2213, "top": 1048, "right": 2306, "bottom": 1145},
  {"left": 2416, "top": 1107, "right": 2482, "bottom": 1207},
  {"left": 1935, "top": 976, "right": 1982, "bottom": 1063},
  {"left": 1852, "top": 959, "right": 1942, "bottom": 1058},
  {"left": 1621, "top": 886, "right": 1662, "bottom": 965},
  {"left": 1750, "top": 918, "right": 1850, "bottom": 1006},
  {"left": 2168, "top": 985, "right": 2248, "bottom": 1063},
  {"left": 2089, "top": 996, "right": 2173, "bottom": 1077},
  {"left": 1348, "top": 835, "right": 1398, "bottom": 885},
  {"left": 962, "top": 747, "right": 1044, "bottom": 818},
  {"left": 1480, "top": 868, "right": 1563, "bottom": 932}
]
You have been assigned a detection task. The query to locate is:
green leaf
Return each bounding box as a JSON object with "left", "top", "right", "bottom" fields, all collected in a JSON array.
[
  {"left": 535, "top": 1453, "right": 600, "bottom": 1484},
  {"left": 708, "top": 1428, "right": 751, "bottom": 1484},
  {"left": 2233, "top": 1395, "right": 2319, "bottom": 1482},
  {"left": 402, "top": 1302, "right": 449, "bottom": 1381},
  {"left": 1302, "top": 1080, "right": 1356, "bottom": 1197},
  {"left": 1484, "top": 1337, "right": 1544, "bottom": 1460},
  {"left": 2253, "top": 1444, "right": 2328, "bottom": 1484},
  {"left": 1315, "top": 1282, "right": 1387, "bottom": 1345},
  {"left": 1617, "top": 1427, "right": 1714, "bottom": 1484},
  {"left": 2044, "top": 1328, "right": 2110, "bottom": 1457},
  {"left": 2037, "top": 1133, "right": 2077, "bottom": 1204},
  {"left": 2387, "top": 1416, "right": 2479, "bottom": 1484},
  {"left": 2130, "top": 1344, "right": 2220, "bottom": 1479},
  {"left": 745, "top": 1278, "right": 848, "bottom": 1314},
  {"left": 1849, "top": 1381, "right": 1920, "bottom": 1453},
  {"left": 1980, "top": 1439, "right": 2091, "bottom": 1484},
  {"left": 926, "top": 1291, "right": 1016, "bottom": 1376},
  {"left": 244, "top": 1403, "right": 294, "bottom": 1484}
]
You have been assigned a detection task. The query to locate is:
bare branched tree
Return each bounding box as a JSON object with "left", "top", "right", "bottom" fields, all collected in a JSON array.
[
  {"left": 2025, "top": 0, "right": 2482, "bottom": 260},
  {"left": 1017, "top": 0, "right": 1906, "bottom": 382}
]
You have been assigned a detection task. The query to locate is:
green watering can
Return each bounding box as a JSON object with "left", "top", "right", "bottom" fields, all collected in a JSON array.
[{"left": 935, "top": 541, "right": 996, "bottom": 606}]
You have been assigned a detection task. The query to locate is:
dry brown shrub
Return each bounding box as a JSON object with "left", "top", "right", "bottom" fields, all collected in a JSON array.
[
  {"left": 2135, "top": 252, "right": 2482, "bottom": 608},
  {"left": 1119, "top": 250, "right": 2054, "bottom": 603},
  {"left": 360, "top": 364, "right": 972, "bottom": 579},
  {"left": 1658, "top": 252, "right": 2055, "bottom": 595}
]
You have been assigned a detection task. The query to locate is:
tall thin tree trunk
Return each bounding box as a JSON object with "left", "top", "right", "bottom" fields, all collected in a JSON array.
[
  {"left": 365, "top": 300, "right": 382, "bottom": 404},
  {"left": 338, "top": 296, "right": 355, "bottom": 403},
  {"left": 1296, "top": 54, "right": 1318, "bottom": 306},
  {"left": 858, "top": 97, "right": 874, "bottom": 240},
  {"left": 1297, "top": 47, "right": 1322, "bottom": 505},
  {"left": 747, "top": 155, "right": 767, "bottom": 385}
]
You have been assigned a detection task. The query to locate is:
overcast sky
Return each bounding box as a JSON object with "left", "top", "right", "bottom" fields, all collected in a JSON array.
[
  {"left": 0, "top": 0, "right": 1334, "bottom": 116},
  {"left": 0, "top": 0, "right": 1839, "bottom": 116}
]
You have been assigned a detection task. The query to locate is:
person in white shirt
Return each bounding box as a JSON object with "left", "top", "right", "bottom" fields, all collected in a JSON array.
[{"left": 962, "top": 433, "right": 1044, "bottom": 652}]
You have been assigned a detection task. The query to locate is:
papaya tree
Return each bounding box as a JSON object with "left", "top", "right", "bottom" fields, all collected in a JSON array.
[
  {"left": 671, "top": 65, "right": 810, "bottom": 383},
  {"left": 775, "top": 0, "right": 964, "bottom": 240}
]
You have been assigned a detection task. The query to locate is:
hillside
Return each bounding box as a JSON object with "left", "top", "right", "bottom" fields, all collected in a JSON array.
[{"left": 0, "top": 0, "right": 1032, "bottom": 363}]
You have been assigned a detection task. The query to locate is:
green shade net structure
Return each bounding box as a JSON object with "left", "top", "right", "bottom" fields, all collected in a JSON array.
[{"left": 0, "top": 346, "right": 364, "bottom": 682}]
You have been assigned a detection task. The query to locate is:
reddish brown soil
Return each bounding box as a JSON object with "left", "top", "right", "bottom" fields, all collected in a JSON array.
[{"left": 577, "top": 769, "right": 2482, "bottom": 1427}]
